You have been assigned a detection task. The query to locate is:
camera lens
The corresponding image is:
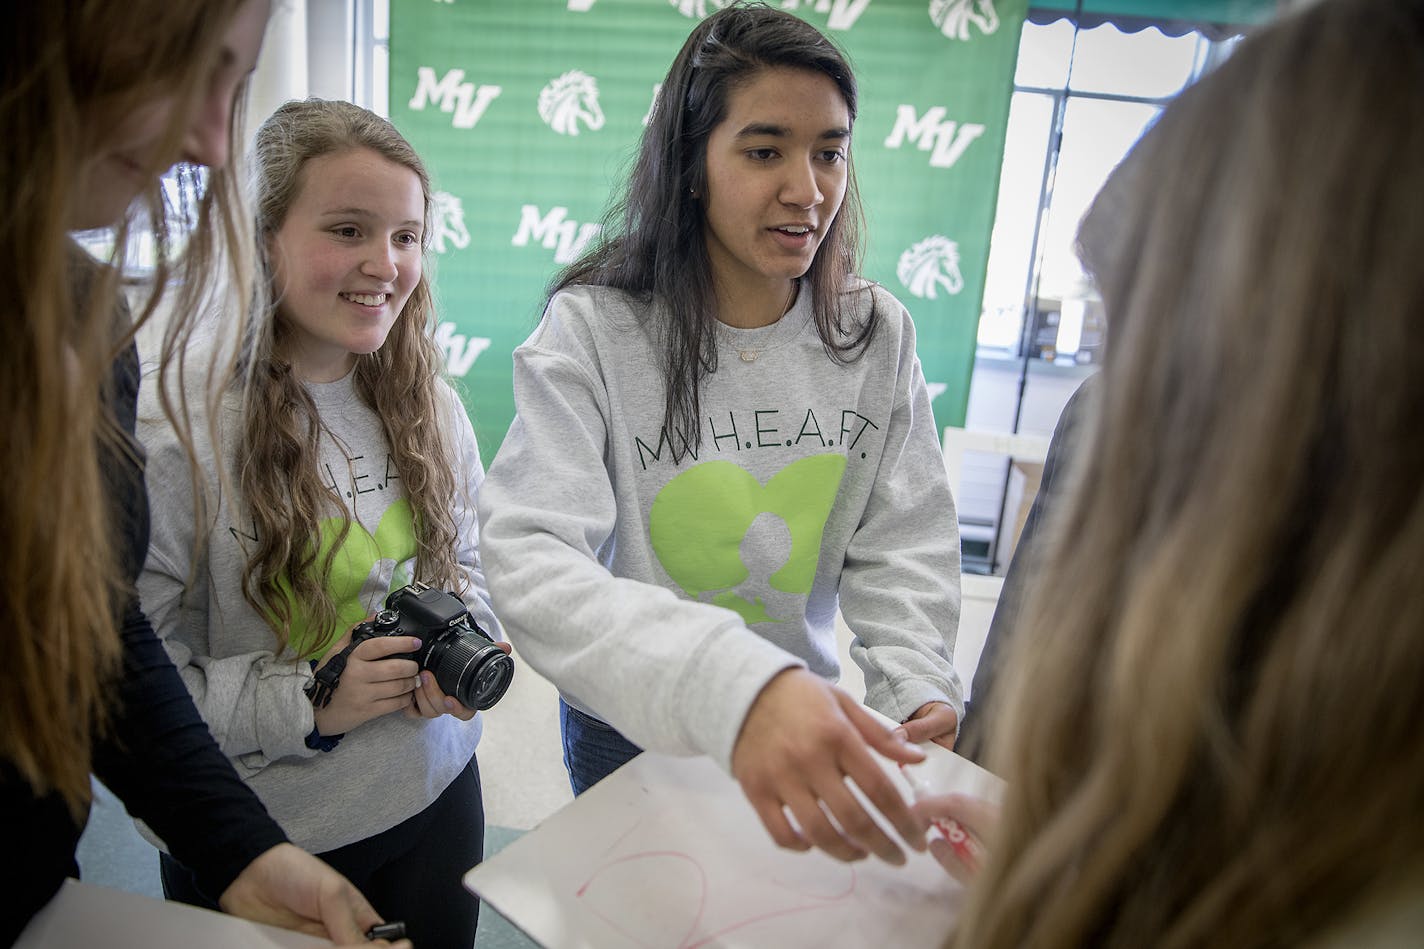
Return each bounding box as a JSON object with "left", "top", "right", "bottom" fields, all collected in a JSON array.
[{"left": 426, "top": 633, "right": 513, "bottom": 711}]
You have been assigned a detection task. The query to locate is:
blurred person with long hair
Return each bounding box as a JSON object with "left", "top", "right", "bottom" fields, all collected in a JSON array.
[
  {"left": 1, "top": 4, "right": 406, "bottom": 945},
  {"left": 914, "top": 0, "right": 1424, "bottom": 944}
]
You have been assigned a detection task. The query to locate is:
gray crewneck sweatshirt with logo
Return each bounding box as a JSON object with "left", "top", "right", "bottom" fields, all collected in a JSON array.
[
  {"left": 478, "top": 281, "right": 963, "bottom": 773},
  {"left": 136, "top": 369, "right": 499, "bottom": 854}
]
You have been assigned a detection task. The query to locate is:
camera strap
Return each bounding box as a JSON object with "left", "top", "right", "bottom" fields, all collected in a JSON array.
[{"left": 303, "top": 642, "right": 361, "bottom": 709}]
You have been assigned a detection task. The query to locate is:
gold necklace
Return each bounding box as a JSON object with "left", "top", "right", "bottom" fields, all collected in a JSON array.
[{"left": 730, "top": 281, "right": 798, "bottom": 363}]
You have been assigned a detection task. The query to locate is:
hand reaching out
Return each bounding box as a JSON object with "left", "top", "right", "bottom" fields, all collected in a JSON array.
[
  {"left": 730, "top": 668, "right": 930, "bottom": 865},
  {"left": 219, "top": 843, "right": 411, "bottom": 947}
]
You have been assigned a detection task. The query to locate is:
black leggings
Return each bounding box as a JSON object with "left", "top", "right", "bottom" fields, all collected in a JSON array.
[{"left": 161, "top": 756, "right": 486, "bottom": 949}]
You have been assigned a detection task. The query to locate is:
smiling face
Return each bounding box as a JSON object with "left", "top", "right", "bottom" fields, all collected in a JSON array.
[
  {"left": 70, "top": 0, "right": 270, "bottom": 230},
  {"left": 700, "top": 66, "right": 851, "bottom": 324},
  {"left": 268, "top": 147, "right": 426, "bottom": 382}
]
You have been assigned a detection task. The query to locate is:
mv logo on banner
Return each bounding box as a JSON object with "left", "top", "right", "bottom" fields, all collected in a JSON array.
[
  {"left": 434, "top": 323, "right": 491, "bottom": 377},
  {"left": 775, "top": 0, "right": 871, "bottom": 30},
  {"left": 512, "top": 206, "right": 601, "bottom": 265},
  {"left": 883, "top": 105, "right": 985, "bottom": 169},
  {"left": 409, "top": 68, "right": 502, "bottom": 129},
  {"left": 669, "top": 0, "right": 870, "bottom": 29}
]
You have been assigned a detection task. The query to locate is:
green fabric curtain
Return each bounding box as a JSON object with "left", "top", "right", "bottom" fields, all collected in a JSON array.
[
  {"left": 389, "top": 0, "right": 1028, "bottom": 454},
  {"left": 1030, "top": 0, "right": 1276, "bottom": 30}
]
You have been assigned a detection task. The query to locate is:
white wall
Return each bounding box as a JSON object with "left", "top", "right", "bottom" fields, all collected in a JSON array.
[{"left": 244, "top": 0, "right": 355, "bottom": 145}]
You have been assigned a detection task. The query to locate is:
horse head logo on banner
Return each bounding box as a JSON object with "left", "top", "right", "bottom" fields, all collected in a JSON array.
[
  {"left": 930, "top": 0, "right": 1001, "bottom": 41},
  {"left": 897, "top": 235, "right": 966, "bottom": 300},
  {"left": 538, "top": 70, "right": 607, "bottom": 136}
]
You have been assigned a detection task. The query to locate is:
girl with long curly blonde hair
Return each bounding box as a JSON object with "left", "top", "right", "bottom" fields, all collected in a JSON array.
[{"left": 138, "top": 98, "right": 506, "bottom": 949}]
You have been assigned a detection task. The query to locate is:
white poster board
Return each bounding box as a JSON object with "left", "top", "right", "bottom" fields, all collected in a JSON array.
[
  {"left": 466, "top": 746, "right": 1003, "bottom": 948},
  {"left": 15, "top": 878, "right": 326, "bottom": 949}
]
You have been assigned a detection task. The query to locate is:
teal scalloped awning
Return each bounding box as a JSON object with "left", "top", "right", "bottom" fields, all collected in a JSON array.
[{"left": 1029, "top": 0, "right": 1278, "bottom": 37}]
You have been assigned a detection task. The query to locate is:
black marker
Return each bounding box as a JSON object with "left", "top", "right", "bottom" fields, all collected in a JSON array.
[{"left": 366, "top": 921, "right": 407, "bottom": 941}]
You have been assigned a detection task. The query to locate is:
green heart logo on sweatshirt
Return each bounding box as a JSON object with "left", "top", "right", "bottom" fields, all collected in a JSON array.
[
  {"left": 286, "top": 498, "right": 417, "bottom": 655},
  {"left": 648, "top": 454, "right": 846, "bottom": 624}
]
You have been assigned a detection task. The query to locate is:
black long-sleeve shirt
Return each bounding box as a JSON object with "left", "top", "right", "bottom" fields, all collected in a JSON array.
[
  {"left": 5, "top": 333, "right": 287, "bottom": 946},
  {"left": 958, "top": 377, "right": 1096, "bottom": 763}
]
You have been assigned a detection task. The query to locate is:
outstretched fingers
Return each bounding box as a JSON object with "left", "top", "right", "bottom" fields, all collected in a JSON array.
[
  {"left": 836, "top": 697, "right": 929, "bottom": 852},
  {"left": 732, "top": 670, "right": 934, "bottom": 864}
]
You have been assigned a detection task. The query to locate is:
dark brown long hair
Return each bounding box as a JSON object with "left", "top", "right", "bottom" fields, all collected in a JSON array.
[{"left": 550, "top": 1, "right": 874, "bottom": 457}]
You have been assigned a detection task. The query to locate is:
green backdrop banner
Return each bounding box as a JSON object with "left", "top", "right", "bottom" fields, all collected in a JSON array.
[{"left": 390, "top": 0, "right": 1027, "bottom": 453}]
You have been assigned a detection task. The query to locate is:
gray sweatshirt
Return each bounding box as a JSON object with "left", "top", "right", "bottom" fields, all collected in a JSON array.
[
  {"left": 137, "top": 370, "right": 499, "bottom": 854},
  {"left": 478, "top": 281, "right": 962, "bottom": 773}
]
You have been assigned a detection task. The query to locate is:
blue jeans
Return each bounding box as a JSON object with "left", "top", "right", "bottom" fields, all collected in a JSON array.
[{"left": 560, "top": 699, "right": 643, "bottom": 795}]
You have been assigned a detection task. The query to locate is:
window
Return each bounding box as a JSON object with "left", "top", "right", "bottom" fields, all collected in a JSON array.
[
  {"left": 976, "top": 19, "right": 1227, "bottom": 363},
  {"left": 960, "top": 16, "right": 1239, "bottom": 573},
  {"left": 356, "top": 0, "right": 390, "bottom": 117},
  {"left": 74, "top": 165, "right": 209, "bottom": 271}
]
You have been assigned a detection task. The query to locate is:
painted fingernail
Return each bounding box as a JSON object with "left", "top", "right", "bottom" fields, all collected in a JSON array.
[{"left": 934, "top": 819, "right": 981, "bottom": 872}]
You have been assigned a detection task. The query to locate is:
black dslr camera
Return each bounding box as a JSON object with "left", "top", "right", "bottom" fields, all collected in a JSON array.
[{"left": 351, "top": 582, "right": 513, "bottom": 711}]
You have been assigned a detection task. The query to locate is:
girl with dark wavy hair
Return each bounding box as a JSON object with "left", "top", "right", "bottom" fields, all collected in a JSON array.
[
  {"left": 137, "top": 98, "right": 507, "bottom": 949},
  {"left": 480, "top": 2, "right": 963, "bottom": 867}
]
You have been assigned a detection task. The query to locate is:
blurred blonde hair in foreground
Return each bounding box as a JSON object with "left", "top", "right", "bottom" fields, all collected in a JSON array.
[
  {"left": 956, "top": 0, "right": 1424, "bottom": 945},
  {"left": 0, "top": 0, "right": 258, "bottom": 815}
]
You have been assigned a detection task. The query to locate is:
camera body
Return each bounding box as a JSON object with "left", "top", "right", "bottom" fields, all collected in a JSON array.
[{"left": 351, "top": 582, "right": 513, "bottom": 711}]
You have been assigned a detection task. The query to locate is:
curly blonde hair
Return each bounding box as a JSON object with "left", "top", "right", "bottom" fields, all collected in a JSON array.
[{"left": 242, "top": 98, "right": 462, "bottom": 656}]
